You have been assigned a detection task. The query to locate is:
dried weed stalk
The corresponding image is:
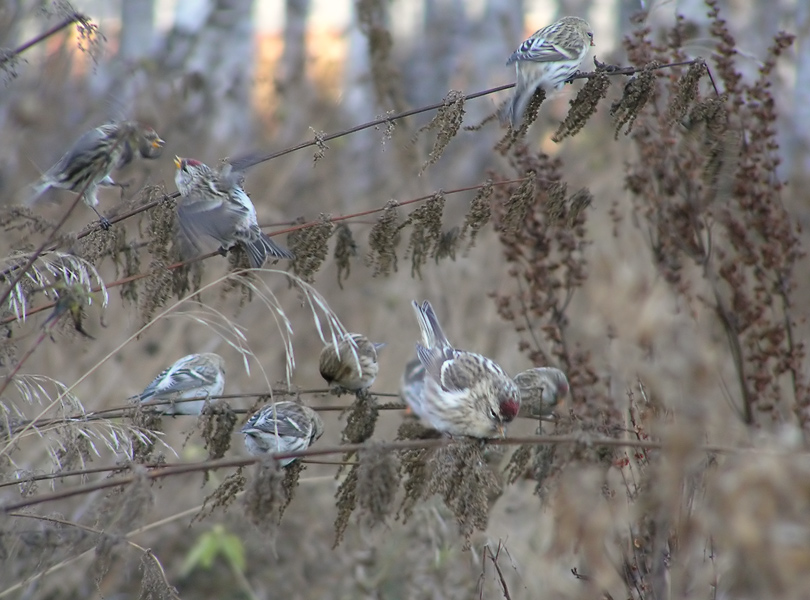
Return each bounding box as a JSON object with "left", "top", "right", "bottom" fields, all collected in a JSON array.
[
  {"left": 366, "top": 199, "right": 404, "bottom": 277},
  {"left": 199, "top": 401, "right": 237, "bottom": 465},
  {"left": 417, "top": 90, "right": 465, "bottom": 173},
  {"left": 243, "top": 457, "right": 285, "bottom": 532},
  {"left": 333, "top": 223, "right": 358, "bottom": 289},
  {"left": 356, "top": 442, "right": 400, "bottom": 527},
  {"left": 405, "top": 192, "right": 445, "bottom": 278},
  {"left": 288, "top": 214, "right": 333, "bottom": 282},
  {"left": 622, "top": 5, "right": 806, "bottom": 426}
]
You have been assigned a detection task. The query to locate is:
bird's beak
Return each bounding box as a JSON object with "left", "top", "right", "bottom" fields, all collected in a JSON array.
[
  {"left": 174, "top": 156, "right": 182, "bottom": 169},
  {"left": 373, "top": 342, "right": 387, "bottom": 351},
  {"left": 153, "top": 137, "right": 165, "bottom": 149},
  {"left": 496, "top": 424, "right": 506, "bottom": 439}
]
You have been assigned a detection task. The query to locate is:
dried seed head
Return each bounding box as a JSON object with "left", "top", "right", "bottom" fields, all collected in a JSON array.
[
  {"left": 610, "top": 64, "right": 659, "bottom": 138},
  {"left": 195, "top": 468, "right": 247, "bottom": 523},
  {"left": 356, "top": 442, "right": 401, "bottom": 527},
  {"left": 310, "top": 128, "right": 330, "bottom": 163},
  {"left": 406, "top": 192, "right": 445, "bottom": 278},
  {"left": 417, "top": 90, "right": 465, "bottom": 173},
  {"left": 545, "top": 181, "right": 568, "bottom": 225},
  {"left": 244, "top": 456, "right": 285, "bottom": 532},
  {"left": 461, "top": 180, "right": 493, "bottom": 252},
  {"left": 199, "top": 402, "right": 237, "bottom": 465},
  {"left": 668, "top": 60, "right": 706, "bottom": 124},
  {"left": 288, "top": 214, "right": 333, "bottom": 283},
  {"left": 553, "top": 72, "right": 611, "bottom": 142},
  {"left": 397, "top": 446, "right": 432, "bottom": 521},
  {"left": 501, "top": 172, "right": 536, "bottom": 234},
  {"left": 427, "top": 442, "right": 500, "bottom": 546},
  {"left": 366, "top": 199, "right": 403, "bottom": 277},
  {"left": 333, "top": 223, "right": 358, "bottom": 289},
  {"left": 342, "top": 393, "right": 379, "bottom": 444},
  {"left": 333, "top": 464, "right": 359, "bottom": 547},
  {"left": 434, "top": 226, "right": 460, "bottom": 264}
]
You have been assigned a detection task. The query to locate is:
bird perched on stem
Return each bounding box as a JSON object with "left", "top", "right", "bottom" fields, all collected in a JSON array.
[
  {"left": 319, "top": 333, "right": 384, "bottom": 393},
  {"left": 501, "top": 16, "right": 594, "bottom": 128},
  {"left": 29, "top": 121, "right": 165, "bottom": 228},
  {"left": 514, "top": 367, "right": 569, "bottom": 418},
  {"left": 137, "top": 353, "right": 225, "bottom": 415},
  {"left": 240, "top": 401, "right": 324, "bottom": 466},
  {"left": 174, "top": 157, "right": 294, "bottom": 268},
  {"left": 411, "top": 300, "right": 520, "bottom": 438}
]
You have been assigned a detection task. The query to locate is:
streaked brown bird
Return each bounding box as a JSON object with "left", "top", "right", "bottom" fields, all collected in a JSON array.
[
  {"left": 138, "top": 353, "right": 225, "bottom": 415},
  {"left": 514, "top": 367, "right": 569, "bottom": 418},
  {"left": 29, "top": 121, "right": 164, "bottom": 227},
  {"left": 411, "top": 300, "right": 520, "bottom": 438},
  {"left": 174, "top": 157, "right": 293, "bottom": 268},
  {"left": 502, "top": 16, "right": 594, "bottom": 128},
  {"left": 319, "top": 333, "right": 384, "bottom": 393},
  {"left": 240, "top": 401, "right": 324, "bottom": 466}
]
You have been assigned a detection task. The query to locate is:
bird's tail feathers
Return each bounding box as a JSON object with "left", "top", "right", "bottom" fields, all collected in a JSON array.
[
  {"left": 246, "top": 234, "right": 294, "bottom": 268},
  {"left": 411, "top": 300, "right": 449, "bottom": 349}
]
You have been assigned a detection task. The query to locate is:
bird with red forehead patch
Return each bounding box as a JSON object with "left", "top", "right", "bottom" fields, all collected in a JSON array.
[
  {"left": 173, "top": 156, "right": 293, "bottom": 268},
  {"left": 411, "top": 300, "right": 520, "bottom": 438}
]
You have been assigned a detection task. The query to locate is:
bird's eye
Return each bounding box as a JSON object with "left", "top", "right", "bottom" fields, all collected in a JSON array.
[
  {"left": 488, "top": 407, "right": 499, "bottom": 421},
  {"left": 587, "top": 32, "right": 594, "bottom": 41}
]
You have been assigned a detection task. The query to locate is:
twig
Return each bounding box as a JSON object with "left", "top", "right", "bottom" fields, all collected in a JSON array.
[
  {"left": 1, "top": 435, "right": 745, "bottom": 512},
  {"left": 0, "top": 13, "right": 87, "bottom": 67},
  {"left": 1, "top": 178, "right": 526, "bottom": 326}
]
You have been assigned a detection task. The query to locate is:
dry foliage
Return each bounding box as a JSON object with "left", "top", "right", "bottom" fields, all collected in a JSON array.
[{"left": 0, "top": 3, "right": 807, "bottom": 599}]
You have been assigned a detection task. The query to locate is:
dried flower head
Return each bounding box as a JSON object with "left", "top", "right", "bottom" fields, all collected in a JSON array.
[
  {"left": 406, "top": 192, "right": 445, "bottom": 278},
  {"left": 288, "top": 214, "right": 333, "bottom": 283},
  {"left": 366, "top": 199, "right": 403, "bottom": 277},
  {"left": 417, "top": 90, "right": 465, "bottom": 173},
  {"left": 333, "top": 223, "right": 358, "bottom": 289}
]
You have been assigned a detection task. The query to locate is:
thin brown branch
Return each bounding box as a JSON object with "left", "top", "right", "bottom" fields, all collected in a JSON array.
[
  {"left": 0, "top": 435, "right": 744, "bottom": 512},
  {"left": 0, "top": 13, "right": 87, "bottom": 67},
  {"left": 2, "top": 178, "right": 524, "bottom": 326}
]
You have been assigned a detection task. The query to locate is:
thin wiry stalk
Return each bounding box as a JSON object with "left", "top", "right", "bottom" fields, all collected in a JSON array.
[
  {"left": 0, "top": 271, "right": 347, "bottom": 461},
  {"left": 0, "top": 12, "right": 87, "bottom": 68},
  {"left": 2, "top": 251, "right": 107, "bottom": 324},
  {"left": 0, "top": 476, "right": 335, "bottom": 598},
  {"left": 0, "top": 129, "right": 132, "bottom": 309},
  {"left": 1, "top": 435, "right": 745, "bottom": 513},
  {"left": 0, "top": 179, "right": 528, "bottom": 325}
]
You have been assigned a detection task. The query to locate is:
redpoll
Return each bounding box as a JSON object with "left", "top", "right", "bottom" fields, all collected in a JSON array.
[
  {"left": 138, "top": 353, "right": 225, "bottom": 415},
  {"left": 514, "top": 367, "right": 569, "bottom": 417},
  {"left": 399, "top": 357, "right": 425, "bottom": 416},
  {"left": 319, "top": 333, "right": 384, "bottom": 392},
  {"left": 411, "top": 300, "right": 521, "bottom": 438},
  {"left": 29, "top": 121, "right": 165, "bottom": 226},
  {"left": 502, "top": 16, "right": 594, "bottom": 127},
  {"left": 174, "top": 157, "right": 293, "bottom": 268},
  {"left": 240, "top": 401, "right": 324, "bottom": 466}
]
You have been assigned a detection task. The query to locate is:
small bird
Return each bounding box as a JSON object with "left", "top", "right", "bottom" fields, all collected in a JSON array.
[
  {"left": 240, "top": 401, "right": 324, "bottom": 466},
  {"left": 319, "top": 333, "right": 384, "bottom": 393},
  {"left": 174, "top": 157, "right": 293, "bottom": 268},
  {"left": 502, "top": 16, "right": 594, "bottom": 128},
  {"left": 411, "top": 300, "right": 521, "bottom": 438},
  {"left": 138, "top": 353, "right": 225, "bottom": 415},
  {"left": 514, "top": 367, "right": 569, "bottom": 418},
  {"left": 399, "top": 357, "right": 426, "bottom": 417},
  {"left": 29, "top": 121, "right": 165, "bottom": 227}
]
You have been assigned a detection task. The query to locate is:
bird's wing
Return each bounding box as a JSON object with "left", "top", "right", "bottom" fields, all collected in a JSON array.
[
  {"left": 140, "top": 359, "right": 215, "bottom": 401},
  {"left": 177, "top": 189, "right": 246, "bottom": 246},
  {"left": 507, "top": 34, "right": 580, "bottom": 64},
  {"left": 248, "top": 409, "right": 311, "bottom": 439}
]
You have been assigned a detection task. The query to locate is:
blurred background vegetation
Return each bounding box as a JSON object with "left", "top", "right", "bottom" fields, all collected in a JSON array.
[{"left": 1, "top": 0, "right": 809, "bottom": 598}]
